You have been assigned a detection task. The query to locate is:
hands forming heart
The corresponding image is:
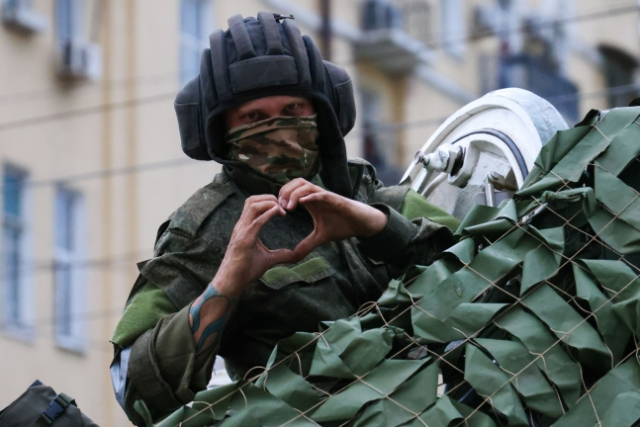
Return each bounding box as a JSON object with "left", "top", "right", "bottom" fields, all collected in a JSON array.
[
  {"left": 210, "top": 178, "right": 388, "bottom": 297},
  {"left": 279, "top": 178, "right": 388, "bottom": 259}
]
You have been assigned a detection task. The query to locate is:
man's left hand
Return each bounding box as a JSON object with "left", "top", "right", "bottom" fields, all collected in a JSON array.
[{"left": 279, "top": 178, "right": 388, "bottom": 259}]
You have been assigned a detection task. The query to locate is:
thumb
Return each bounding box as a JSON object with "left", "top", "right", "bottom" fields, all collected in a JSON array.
[
  {"left": 266, "top": 248, "right": 302, "bottom": 266},
  {"left": 293, "top": 231, "right": 325, "bottom": 261}
]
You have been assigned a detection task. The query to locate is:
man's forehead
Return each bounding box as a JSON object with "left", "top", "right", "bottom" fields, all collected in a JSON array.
[{"left": 234, "top": 96, "right": 311, "bottom": 113}]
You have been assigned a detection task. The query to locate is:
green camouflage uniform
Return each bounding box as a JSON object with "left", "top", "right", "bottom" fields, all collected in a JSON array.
[{"left": 111, "top": 160, "right": 459, "bottom": 426}]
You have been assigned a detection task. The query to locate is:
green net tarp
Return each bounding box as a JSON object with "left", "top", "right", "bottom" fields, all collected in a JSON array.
[{"left": 145, "top": 106, "right": 640, "bottom": 427}]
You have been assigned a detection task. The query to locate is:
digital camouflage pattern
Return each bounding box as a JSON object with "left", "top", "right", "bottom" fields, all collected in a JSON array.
[{"left": 226, "top": 115, "right": 320, "bottom": 184}]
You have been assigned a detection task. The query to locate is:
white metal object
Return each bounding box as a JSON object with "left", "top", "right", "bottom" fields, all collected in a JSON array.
[
  {"left": 415, "top": 146, "right": 463, "bottom": 175},
  {"left": 207, "top": 356, "right": 232, "bottom": 388},
  {"left": 401, "top": 88, "right": 568, "bottom": 219}
]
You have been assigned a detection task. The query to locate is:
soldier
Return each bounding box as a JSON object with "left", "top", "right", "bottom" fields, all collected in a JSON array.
[{"left": 110, "top": 13, "right": 459, "bottom": 426}]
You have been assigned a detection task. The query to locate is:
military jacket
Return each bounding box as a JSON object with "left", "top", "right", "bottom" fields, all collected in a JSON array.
[{"left": 114, "top": 160, "right": 458, "bottom": 425}]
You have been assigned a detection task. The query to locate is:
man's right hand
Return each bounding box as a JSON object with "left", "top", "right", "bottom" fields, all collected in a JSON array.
[
  {"left": 211, "top": 195, "right": 301, "bottom": 297},
  {"left": 189, "top": 195, "right": 300, "bottom": 354}
]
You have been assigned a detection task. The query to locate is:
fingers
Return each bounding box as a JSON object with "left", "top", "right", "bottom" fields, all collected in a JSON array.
[
  {"left": 279, "top": 178, "right": 308, "bottom": 207},
  {"left": 299, "top": 191, "right": 331, "bottom": 205},
  {"left": 244, "top": 195, "right": 279, "bottom": 206},
  {"left": 299, "top": 192, "right": 347, "bottom": 223},
  {"left": 250, "top": 203, "right": 286, "bottom": 232},
  {"left": 265, "top": 248, "right": 302, "bottom": 266},
  {"left": 301, "top": 193, "right": 388, "bottom": 238},
  {"left": 287, "top": 184, "right": 324, "bottom": 211},
  {"left": 241, "top": 202, "right": 282, "bottom": 228},
  {"left": 232, "top": 198, "right": 283, "bottom": 242},
  {"left": 238, "top": 195, "right": 280, "bottom": 224},
  {"left": 279, "top": 178, "right": 322, "bottom": 211}
]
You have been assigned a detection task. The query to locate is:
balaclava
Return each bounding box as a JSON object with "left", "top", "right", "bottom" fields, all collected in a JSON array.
[{"left": 225, "top": 115, "right": 320, "bottom": 184}]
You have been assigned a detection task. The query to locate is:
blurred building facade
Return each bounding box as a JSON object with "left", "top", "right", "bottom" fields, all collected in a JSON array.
[{"left": 0, "top": 0, "right": 638, "bottom": 425}]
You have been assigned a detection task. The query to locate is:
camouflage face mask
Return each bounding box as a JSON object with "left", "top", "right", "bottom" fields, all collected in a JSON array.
[{"left": 225, "top": 115, "right": 320, "bottom": 185}]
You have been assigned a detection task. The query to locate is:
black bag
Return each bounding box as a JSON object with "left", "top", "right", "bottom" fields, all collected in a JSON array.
[{"left": 0, "top": 380, "right": 99, "bottom": 426}]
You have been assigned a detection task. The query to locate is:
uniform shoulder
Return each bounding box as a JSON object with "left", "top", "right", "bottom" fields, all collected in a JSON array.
[
  {"left": 347, "top": 157, "right": 377, "bottom": 178},
  {"left": 346, "top": 158, "right": 412, "bottom": 211},
  {"left": 168, "top": 173, "right": 237, "bottom": 238},
  {"left": 346, "top": 158, "right": 378, "bottom": 198}
]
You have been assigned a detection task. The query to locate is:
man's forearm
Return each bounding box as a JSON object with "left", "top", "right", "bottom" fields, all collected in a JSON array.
[{"left": 189, "top": 284, "right": 235, "bottom": 354}]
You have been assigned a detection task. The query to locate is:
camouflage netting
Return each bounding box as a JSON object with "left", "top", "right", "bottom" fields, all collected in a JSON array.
[{"left": 143, "top": 106, "right": 640, "bottom": 427}]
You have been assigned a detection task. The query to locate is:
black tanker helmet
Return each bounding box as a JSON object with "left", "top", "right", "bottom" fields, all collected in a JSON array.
[{"left": 174, "top": 12, "right": 356, "bottom": 198}]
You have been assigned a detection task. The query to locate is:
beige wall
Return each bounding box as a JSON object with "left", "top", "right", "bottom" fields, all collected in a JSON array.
[
  {"left": 0, "top": 1, "right": 217, "bottom": 425},
  {"left": 0, "top": 0, "right": 638, "bottom": 425}
]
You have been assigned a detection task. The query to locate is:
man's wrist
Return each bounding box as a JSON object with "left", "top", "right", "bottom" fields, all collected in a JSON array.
[
  {"left": 210, "top": 273, "right": 244, "bottom": 299},
  {"left": 360, "top": 205, "right": 389, "bottom": 237},
  {"left": 357, "top": 204, "right": 417, "bottom": 262}
]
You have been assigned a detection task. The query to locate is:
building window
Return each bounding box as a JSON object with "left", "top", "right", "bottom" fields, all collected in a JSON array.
[
  {"left": 361, "top": 0, "right": 402, "bottom": 32},
  {"left": 2, "top": 0, "right": 48, "bottom": 34},
  {"left": 1, "top": 165, "right": 32, "bottom": 337},
  {"left": 441, "top": 0, "right": 466, "bottom": 58},
  {"left": 402, "top": 1, "right": 433, "bottom": 46},
  {"left": 180, "top": 0, "right": 213, "bottom": 85},
  {"left": 54, "top": 186, "right": 85, "bottom": 351},
  {"left": 54, "top": 0, "right": 101, "bottom": 80},
  {"left": 599, "top": 45, "right": 640, "bottom": 108},
  {"left": 361, "top": 88, "right": 384, "bottom": 168},
  {"left": 55, "top": 0, "right": 82, "bottom": 46},
  {"left": 360, "top": 88, "right": 403, "bottom": 185}
]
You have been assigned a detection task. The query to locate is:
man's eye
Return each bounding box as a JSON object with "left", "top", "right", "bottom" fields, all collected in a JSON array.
[
  {"left": 244, "top": 112, "right": 261, "bottom": 122},
  {"left": 283, "top": 104, "right": 300, "bottom": 115}
]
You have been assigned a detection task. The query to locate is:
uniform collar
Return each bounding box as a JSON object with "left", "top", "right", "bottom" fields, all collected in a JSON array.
[
  {"left": 223, "top": 165, "right": 326, "bottom": 197},
  {"left": 224, "top": 165, "right": 282, "bottom": 196}
]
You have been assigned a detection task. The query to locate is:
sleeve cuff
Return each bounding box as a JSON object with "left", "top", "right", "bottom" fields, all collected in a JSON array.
[
  {"left": 129, "top": 305, "right": 197, "bottom": 404},
  {"left": 155, "top": 303, "right": 196, "bottom": 357},
  {"left": 357, "top": 204, "right": 418, "bottom": 262},
  {"left": 127, "top": 324, "right": 184, "bottom": 419}
]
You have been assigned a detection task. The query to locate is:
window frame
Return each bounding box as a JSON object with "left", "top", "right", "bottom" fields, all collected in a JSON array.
[
  {"left": 55, "top": 0, "right": 84, "bottom": 47},
  {"left": 53, "top": 184, "right": 87, "bottom": 353},
  {"left": 1, "top": 164, "right": 34, "bottom": 341},
  {"left": 179, "top": 0, "right": 213, "bottom": 85},
  {"left": 440, "top": 0, "right": 466, "bottom": 59}
]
